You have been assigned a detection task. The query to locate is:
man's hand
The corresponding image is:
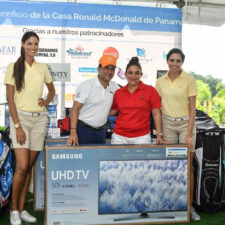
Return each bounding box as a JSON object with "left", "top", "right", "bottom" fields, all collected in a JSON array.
[{"left": 67, "top": 130, "right": 79, "bottom": 146}]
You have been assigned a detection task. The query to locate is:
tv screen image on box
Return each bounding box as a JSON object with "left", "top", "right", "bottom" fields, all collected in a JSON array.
[{"left": 99, "top": 160, "right": 187, "bottom": 215}]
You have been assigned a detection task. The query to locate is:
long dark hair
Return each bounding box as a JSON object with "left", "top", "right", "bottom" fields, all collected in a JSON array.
[
  {"left": 13, "top": 31, "right": 39, "bottom": 92},
  {"left": 125, "top": 57, "right": 142, "bottom": 73}
]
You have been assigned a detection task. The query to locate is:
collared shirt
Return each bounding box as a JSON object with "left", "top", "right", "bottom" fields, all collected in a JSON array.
[
  {"left": 155, "top": 70, "right": 198, "bottom": 118},
  {"left": 4, "top": 61, "right": 52, "bottom": 112},
  {"left": 111, "top": 81, "right": 161, "bottom": 138},
  {"left": 74, "top": 77, "right": 120, "bottom": 127}
]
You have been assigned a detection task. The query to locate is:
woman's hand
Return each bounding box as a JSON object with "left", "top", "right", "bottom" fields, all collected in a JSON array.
[
  {"left": 109, "top": 109, "right": 118, "bottom": 116},
  {"left": 185, "top": 135, "right": 193, "bottom": 151},
  {"left": 38, "top": 98, "right": 48, "bottom": 107},
  {"left": 16, "top": 127, "right": 26, "bottom": 145},
  {"left": 156, "top": 136, "right": 171, "bottom": 145}
]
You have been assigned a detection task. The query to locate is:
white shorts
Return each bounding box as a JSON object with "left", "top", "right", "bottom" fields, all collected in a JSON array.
[
  {"left": 111, "top": 133, "right": 151, "bottom": 145},
  {"left": 162, "top": 115, "right": 196, "bottom": 152},
  {"left": 10, "top": 111, "right": 48, "bottom": 151}
]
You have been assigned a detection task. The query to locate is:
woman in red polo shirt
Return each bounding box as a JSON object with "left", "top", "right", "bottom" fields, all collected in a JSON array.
[{"left": 110, "top": 57, "right": 165, "bottom": 144}]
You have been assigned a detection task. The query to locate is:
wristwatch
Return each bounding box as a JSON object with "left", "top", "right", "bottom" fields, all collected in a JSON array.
[
  {"left": 14, "top": 123, "right": 21, "bottom": 129},
  {"left": 157, "top": 132, "right": 164, "bottom": 136}
]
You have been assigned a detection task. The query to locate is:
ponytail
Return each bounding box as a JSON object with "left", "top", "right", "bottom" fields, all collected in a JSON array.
[{"left": 13, "top": 47, "right": 25, "bottom": 92}]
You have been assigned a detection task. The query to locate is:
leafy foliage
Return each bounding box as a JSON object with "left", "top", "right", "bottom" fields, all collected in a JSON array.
[
  {"left": 193, "top": 73, "right": 225, "bottom": 126},
  {"left": 192, "top": 73, "right": 222, "bottom": 97}
]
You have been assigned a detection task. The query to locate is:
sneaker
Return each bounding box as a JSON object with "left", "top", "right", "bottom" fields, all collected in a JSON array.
[
  {"left": 190, "top": 206, "right": 200, "bottom": 221},
  {"left": 10, "top": 210, "right": 21, "bottom": 225},
  {"left": 20, "top": 210, "right": 37, "bottom": 223}
]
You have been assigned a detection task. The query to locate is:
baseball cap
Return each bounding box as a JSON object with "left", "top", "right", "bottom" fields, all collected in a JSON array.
[{"left": 99, "top": 55, "right": 117, "bottom": 67}]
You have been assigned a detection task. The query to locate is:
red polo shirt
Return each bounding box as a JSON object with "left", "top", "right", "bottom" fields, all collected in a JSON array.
[{"left": 111, "top": 82, "right": 161, "bottom": 138}]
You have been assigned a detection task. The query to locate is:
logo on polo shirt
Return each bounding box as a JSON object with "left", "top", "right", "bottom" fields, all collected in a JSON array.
[{"left": 76, "top": 92, "right": 81, "bottom": 98}]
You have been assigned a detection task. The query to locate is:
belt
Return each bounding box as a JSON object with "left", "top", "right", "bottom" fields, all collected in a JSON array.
[
  {"left": 163, "top": 114, "right": 189, "bottom": 122},
  {"left": 18, "top": 110, "right": 49, "bottom": 117},
  {"left": 78, "top": 120, "right": 105, "bottom": 131}
]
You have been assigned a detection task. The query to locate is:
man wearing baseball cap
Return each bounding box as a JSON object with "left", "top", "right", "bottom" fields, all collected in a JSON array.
[{"left": 67, "top": 55, "right": 120, "bottom": 145}]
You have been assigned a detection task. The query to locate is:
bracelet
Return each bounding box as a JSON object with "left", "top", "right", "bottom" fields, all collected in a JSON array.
[
  {"left": 70, "top": 128, "right": 76, "bottom": 130},
  {"left": 44, "top": 100, "right": 48, "bottom": 106},
  {"left": 157, "top": 132, "right": 164, "bottom": 136}
]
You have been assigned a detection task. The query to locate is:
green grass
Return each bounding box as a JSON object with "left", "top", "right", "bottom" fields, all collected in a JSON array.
[{"left": 1, "top": 198, "right": 225, "bottom": 225}]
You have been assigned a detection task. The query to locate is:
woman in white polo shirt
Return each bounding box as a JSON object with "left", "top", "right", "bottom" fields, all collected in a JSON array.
[
  {"left": 155, "top": 48, "right": 199, "bottom": 221},
  {"left": 4, "top": 32, "right": 55, "bottom": 225}
]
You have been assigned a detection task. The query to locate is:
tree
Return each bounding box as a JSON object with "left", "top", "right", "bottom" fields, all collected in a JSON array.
[
  {"left": 191, "top": 73, "right": 222, "bottom": 97},
  {"left": 195, "top": 80, "right": 212, "bottom": 115},
  {"left": 195, "top": 78, "right": 225, "bottom": 126},
  {"left": 216, "top": 82, "right": 225, "bottom": 97},
  {"left": 212, "top": 83, "right": 225, "bottom": 125}
]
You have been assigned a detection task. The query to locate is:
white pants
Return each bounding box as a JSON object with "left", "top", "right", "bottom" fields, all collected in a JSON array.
[{"left": 111, "top": 133, "right": 151, "bottom": 145}]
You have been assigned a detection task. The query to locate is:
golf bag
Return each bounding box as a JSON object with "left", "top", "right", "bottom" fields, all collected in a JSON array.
[
  {"left": 221, "top": 129, "right": 225, "bottom": 211},
  {"left": 193, "top": 129, "right": 224, "bottom": 213},
  {"left": 0, "top": 128, "right": 13, "bottom": 216}
]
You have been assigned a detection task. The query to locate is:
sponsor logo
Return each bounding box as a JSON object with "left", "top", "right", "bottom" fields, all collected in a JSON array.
[
  {"left": 79, "top": 67, "right": 97, "bottom": 73},
  {"left": 137, "top": 48, "right": 145, "bottom": 57},
  {"left": 163, "top": 51, "right": 167, "bottom": 59},
  {"left": 0, "top": 46, "right": 16, "bottom": 55},
  {"left": 65, "top": 94, "right": 73, "bottom": 101},
  {"left": 157, "top": 70, "right": 168, "bottom": 79},
  {"left": 66, "top": 45, "right": 92, "bottom": 58},
  {"left": 47, "top": 63, "right": 71, "bottom": 82},
  {"left": 36, "top": 48, "right": 58, "bottom": 57},
  {"left": 136, "top": 48, "right": 151, "bottom": 63},
  {"left": 51, "top": 153, "right": 83, "bottom": 160},
  {"left": 79, "top": 67, "right": 97, "bottom": 78},
  {"left": 0, "top": 66, "right": 7, "bottom": 75},
  {"left": 117, "top": 67, "right": 126, "bottom": 80}
]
